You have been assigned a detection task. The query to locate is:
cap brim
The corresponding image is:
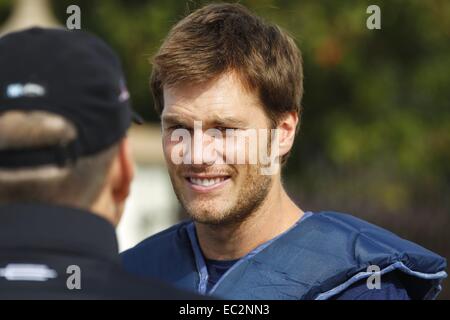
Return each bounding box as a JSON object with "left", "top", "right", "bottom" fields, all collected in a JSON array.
[{"left": 132, "top": 111, "right": 144, "bottom": 125}]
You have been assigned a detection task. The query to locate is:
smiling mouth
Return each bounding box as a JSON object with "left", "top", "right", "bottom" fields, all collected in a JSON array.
[{"left": 184, "top": 175, "right": 231, "bottom": 191}]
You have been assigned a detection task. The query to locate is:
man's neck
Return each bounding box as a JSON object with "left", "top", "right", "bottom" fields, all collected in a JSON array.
[{"left": 195, "top": 180, "right": 303, "bottom": 261}]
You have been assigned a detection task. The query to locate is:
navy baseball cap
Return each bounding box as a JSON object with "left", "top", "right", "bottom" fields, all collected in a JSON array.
[{"left": 0, "top": 27, "right": 143, "bottom": 168}]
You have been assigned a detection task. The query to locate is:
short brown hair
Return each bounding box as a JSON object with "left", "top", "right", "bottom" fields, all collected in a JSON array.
[
  {"left": 150, "top": 3, "right": 304, "bottom": 128},
  {"left": 0, "top": 111, "right": 118, "bottom": 208}
]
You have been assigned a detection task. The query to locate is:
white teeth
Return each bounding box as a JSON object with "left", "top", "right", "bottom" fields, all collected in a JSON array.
[{"left": 189, "top": 177, "right": 226, "bottom": 187}]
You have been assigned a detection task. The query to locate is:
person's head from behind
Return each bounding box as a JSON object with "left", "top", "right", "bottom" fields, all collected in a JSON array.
[
  {"left": 151, "top": 3, "right": 303, "bottom": 225},
  {"left": 0, "top": 28, "right": 139, "bottom": 226},
  {"left": 0, "top": 111, "right": 133, "bottom": 226}
]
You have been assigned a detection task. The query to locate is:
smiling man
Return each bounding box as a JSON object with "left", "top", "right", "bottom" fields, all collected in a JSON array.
[{"left": 121, "top": 3, "right": 447, "bottom": 299}]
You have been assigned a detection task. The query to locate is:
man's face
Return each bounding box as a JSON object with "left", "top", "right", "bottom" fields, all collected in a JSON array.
[{"left": 161, "top": 73, "right": 275, "bottom": 225}]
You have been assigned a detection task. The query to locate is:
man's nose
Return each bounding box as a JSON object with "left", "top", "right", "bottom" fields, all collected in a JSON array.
[{"left": 191, "top": 130, "right": 223, "bottom": 165}]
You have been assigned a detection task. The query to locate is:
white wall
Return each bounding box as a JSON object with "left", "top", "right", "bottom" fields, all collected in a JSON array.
[{"left": 117, "top": 165, "right": 179, "bottom": 252}]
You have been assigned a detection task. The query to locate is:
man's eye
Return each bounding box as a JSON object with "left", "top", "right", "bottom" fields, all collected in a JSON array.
[
  {"left": 216, "top": 126, "right": 238, "bottom": 131},
  {"left": 170, "top": 124, "right": 187, "bottom": 130}
]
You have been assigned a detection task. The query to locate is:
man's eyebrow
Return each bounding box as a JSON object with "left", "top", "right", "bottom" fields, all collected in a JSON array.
[
  {"left": 161, "top": 114, "right": 190, "bottom": 125},
  {"left": 162, "top": 114, "right": 247, "bottom": 128},
  {"left": 212, "top": 116, "right": 247, "bottom": 127}
]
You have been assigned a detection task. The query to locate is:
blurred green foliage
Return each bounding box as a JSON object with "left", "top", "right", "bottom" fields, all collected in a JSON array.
[{"left": 1, "top": 0, "right": 449, "bottom": 298}]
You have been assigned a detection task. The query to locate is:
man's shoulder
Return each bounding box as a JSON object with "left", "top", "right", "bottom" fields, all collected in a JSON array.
[
  {"left": 303, "top": 212, "right": 446, "bottom": 300},
  {"left": 312, "top": 211, "right": 397, "bottom": 235},
  {"left": 122, "top": 220, "right": 191, "bottom": 254},
  {"left": 120, "top": 220, "right": 194, "bottom": 277},
  {"left": 308, "top": 211, "right": 436, "bottom": 254},
  {"left": 306, "top": 211, "right": 446, "bottom": 272},
  {"left": 332, "top": 271, "right": 411, "bottom": 300}
]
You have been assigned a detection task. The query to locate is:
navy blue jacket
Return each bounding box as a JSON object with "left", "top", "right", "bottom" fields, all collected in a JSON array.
[
  {"left": 0, "top": 204, "right": 202, "bottom": 300},
  {"left": 121, "top": 212, "right": 447, "bottom": 300}
]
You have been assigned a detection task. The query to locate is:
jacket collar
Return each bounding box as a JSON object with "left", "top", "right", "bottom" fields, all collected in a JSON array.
[{"left": 0, "top": 203, "right": 120, "bottom": 264}]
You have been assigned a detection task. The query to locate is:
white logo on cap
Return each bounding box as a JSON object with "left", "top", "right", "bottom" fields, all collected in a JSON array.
[
  {"left": 118, "top": 79, "right": 130, "bottom": 103},
  {"left": 6, "top": 83, "right": 46, "bottom": 98}
]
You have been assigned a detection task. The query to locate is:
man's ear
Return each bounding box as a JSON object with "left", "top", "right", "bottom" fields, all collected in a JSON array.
[
  {"left": 277, "top": 111, "right": 299, "bottom": 158},
  {"left": 111, "top": 137, "right": 135, "bottom": 204}
]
